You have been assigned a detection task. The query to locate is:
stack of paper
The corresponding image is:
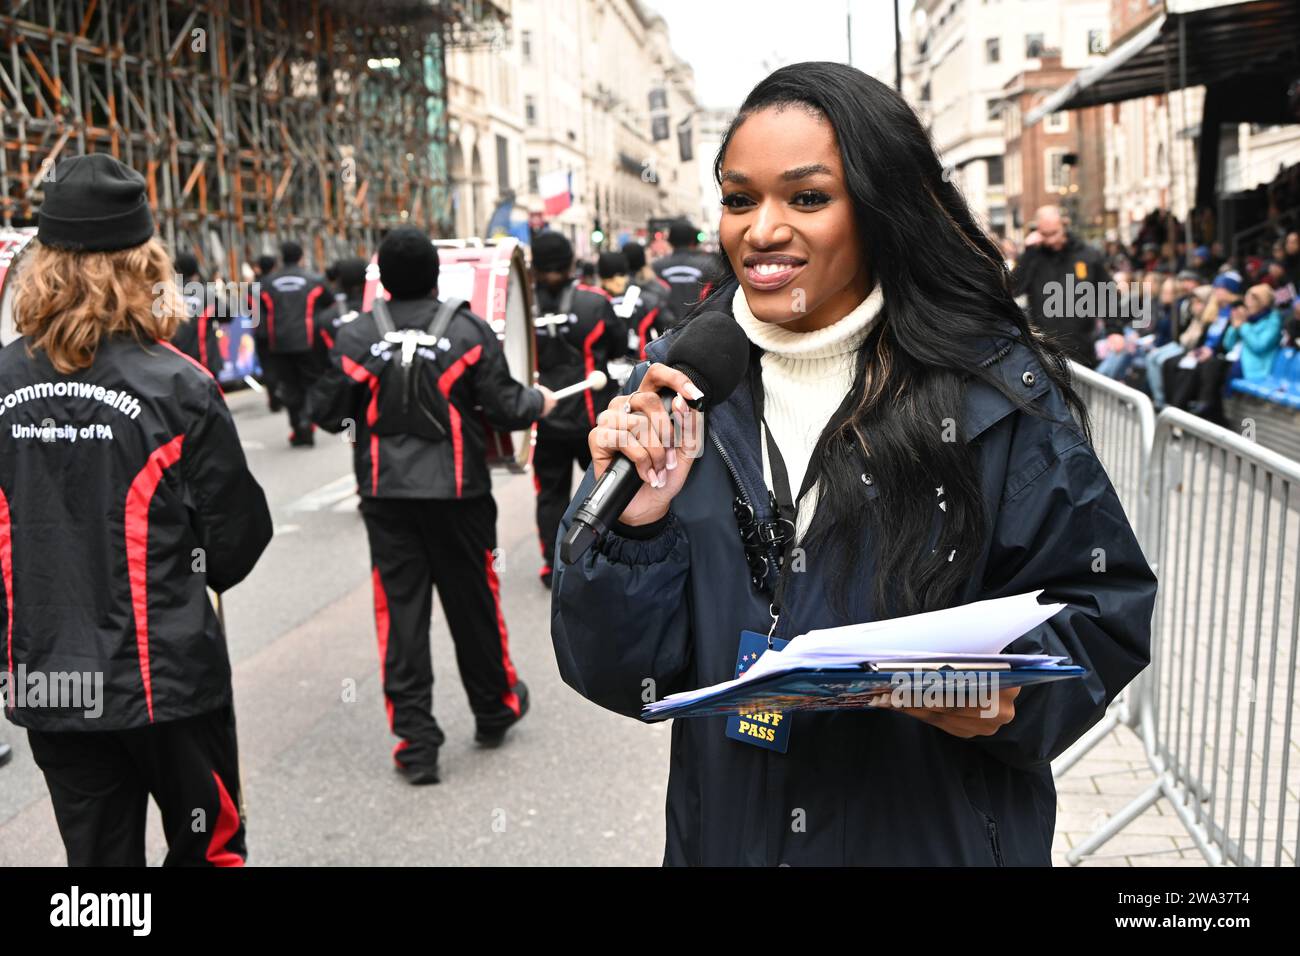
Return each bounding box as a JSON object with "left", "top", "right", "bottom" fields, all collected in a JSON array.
[{"left": 641, "top": 590, "right": 1080, "bottom": 720}]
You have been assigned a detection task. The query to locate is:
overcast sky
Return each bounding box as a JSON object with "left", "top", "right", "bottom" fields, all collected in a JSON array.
[{"left": 645, "top": 0, "right": 914, "bottom": 110}]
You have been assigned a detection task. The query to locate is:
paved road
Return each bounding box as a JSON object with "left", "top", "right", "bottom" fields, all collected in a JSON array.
[{"left": 0, "top": 387, "right": 669, "bottom": 865}]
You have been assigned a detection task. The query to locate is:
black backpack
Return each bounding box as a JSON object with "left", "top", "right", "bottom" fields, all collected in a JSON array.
[
  {"left": 369, "top": 296, "right": 465, "bottom": 442},
  {"left": 534, "top": 282, "right": 584, "bottom": 367}
]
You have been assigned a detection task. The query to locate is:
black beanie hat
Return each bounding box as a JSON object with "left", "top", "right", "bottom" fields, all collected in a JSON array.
[
  {"left": 378, "top": 227, "right": 439, "bottom": 300},
  {"left": 597, "top": 251, "right": 629, "bottom": 280},
  {"left": 173, "top": 251, "right": 201, "bottom": 280},
  {"left": 668, "top": 219, "right": 698, "bottom": 248},
  {"left": 335, "top": 256, "right": 368, "bottom": 291},
  {"left": 622, "top": 241, "right": 646, "bottom": 273},
  {"left": 531, "top": 231, "right": 573, "bottom": 273},
  {"left": 37, "top": 153, "right": 154, "bottom": 252}
]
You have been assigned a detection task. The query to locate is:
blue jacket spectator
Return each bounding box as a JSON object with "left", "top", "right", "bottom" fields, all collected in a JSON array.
[{"left": 1224, "top": 285, "right": 1282, "bottom": 382}]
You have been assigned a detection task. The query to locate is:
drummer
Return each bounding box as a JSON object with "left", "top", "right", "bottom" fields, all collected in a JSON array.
[
  {"left": 596, "top": 250, "right": 676, "bottom": 362},
  {"left": 310, "top": 228, "right": 557, "bottom": 784},
  {"left": 530, "top": 232, "right": 625, "bottom": 589}
]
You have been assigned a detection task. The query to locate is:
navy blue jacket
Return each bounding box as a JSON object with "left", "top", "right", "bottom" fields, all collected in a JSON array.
[{"left": 551, "top": 305, "right": 1155, "bottom": 866}]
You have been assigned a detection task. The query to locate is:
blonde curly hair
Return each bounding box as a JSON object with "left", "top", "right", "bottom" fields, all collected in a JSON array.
[{"left": 12, "top": 237, "right": 182, "bottom": 374}]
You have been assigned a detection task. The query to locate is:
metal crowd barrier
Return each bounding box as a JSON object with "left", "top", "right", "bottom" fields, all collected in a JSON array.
[
  {"left": 1050, "top": 363, "right": 1156, "bottom": 779},
  {"left": 1066, "top": 407, "right": 1300, "bottom": 866}
]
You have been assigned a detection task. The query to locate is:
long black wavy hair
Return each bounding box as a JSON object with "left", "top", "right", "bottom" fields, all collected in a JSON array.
[{"left": 691, "top": 61, "right": 1089, "bottom": 618}]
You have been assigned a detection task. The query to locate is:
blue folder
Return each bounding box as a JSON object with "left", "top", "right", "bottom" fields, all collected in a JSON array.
[{"left": 641, "top": 662, "right": 1086, "bottom": 722}]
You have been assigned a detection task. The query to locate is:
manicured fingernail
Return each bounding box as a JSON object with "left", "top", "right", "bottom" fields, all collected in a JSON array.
[
  {"left": 685, "top": 384, "right": 704, "bottom": 400},
  {"left": 666, "top": 447, "right": 678, "bottom": 470}
]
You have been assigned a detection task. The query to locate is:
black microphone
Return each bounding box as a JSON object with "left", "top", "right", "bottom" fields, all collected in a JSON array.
[{"left": 560, "top": 310, "right": 750, "bottom": 565}]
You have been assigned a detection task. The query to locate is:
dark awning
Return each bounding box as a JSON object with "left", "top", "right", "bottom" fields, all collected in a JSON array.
[{"left": 1025, "top": 0, "right": 1300, "bottom": 126}]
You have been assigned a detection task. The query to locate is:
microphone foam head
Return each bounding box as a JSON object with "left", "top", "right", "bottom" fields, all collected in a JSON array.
[{"left": 665, "top": 310, "right": 750, "bottom": 410}]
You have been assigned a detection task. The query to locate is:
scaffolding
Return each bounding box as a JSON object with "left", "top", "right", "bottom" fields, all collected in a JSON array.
[{"left": 0, "top": 0, "right": 511, "bottom": 277}]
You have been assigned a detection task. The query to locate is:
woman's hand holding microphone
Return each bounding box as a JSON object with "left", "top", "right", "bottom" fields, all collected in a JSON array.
[
  {"left": 588, "top": 363, "right": 705, "bottom": 527},
  {"left": 588, "top": 362, "right": 1020, "bottom": 738}
]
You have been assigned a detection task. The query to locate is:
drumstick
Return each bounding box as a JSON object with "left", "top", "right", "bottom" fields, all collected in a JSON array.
[{"left": 548, "top": 370, "right": 608, "bottom": 401}]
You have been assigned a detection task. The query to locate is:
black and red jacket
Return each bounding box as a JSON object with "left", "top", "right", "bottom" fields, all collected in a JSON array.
[
  {"left": 313, "top": 291, "right": 364, "bottom": 355},
  {"left": 172, "top": 292, "right": 224, "bottom": 377},
  {"left": 0, "top": 335, "right": 272, "bottom": 732},
  {"left": 652, "top": 249, "right": 717, "bottom": 323},
  {"left": 533, "top": 281, "right": 625, "bottom": 436},
  {"left": 614, "top": 275, "right": 677, "bottom": 361},
  {"left": 255, "top": 265, "right": 327, "bottom": 354},
  {"left": 311, "top": 296, "right": 544, "bottom": 499}
]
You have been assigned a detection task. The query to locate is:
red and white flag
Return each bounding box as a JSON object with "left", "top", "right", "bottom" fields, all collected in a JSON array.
[{"left": 539, "top": 169, "right": 571, "bottom": 216}]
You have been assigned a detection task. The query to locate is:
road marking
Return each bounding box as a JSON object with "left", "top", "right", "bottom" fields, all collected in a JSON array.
[{"left": 287, "top": 474, "right": 359, "bottom": 513}]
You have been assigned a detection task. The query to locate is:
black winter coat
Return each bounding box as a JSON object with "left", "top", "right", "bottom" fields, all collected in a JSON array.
[
  {"left": 653, "top": 249, "right": 717, "bottom": 322},
  {"left": 1011, "top": 237, "right": 1112, "bottom": 367},
  {"left": 314, "top": 292, "right": 364, "bottom": 354},
  {"left": 616, "top": 275, "right": 678, "bottom": 361},
  {"left": 552, "top": 307, "right": 1155, "bottom": 866},
  {"left": 534, "top": 281, "right": 624, "bottom": 437},
  {"left": 311, "top": 296, "right": 543, "bottom": 499},
  {"left": 171, "top": 294, "right": 224, "bottom": 378},
  {"left": 256, "top": 265, "right": 328, "bottom": 354},
  {"left": 0, "top": 336, "right": 272, "bottom": 732}
]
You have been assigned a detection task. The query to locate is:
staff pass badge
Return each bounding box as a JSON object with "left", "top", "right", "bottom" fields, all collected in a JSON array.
[{"left": 725, "top": 630, "right": 791, "bottom": 753}]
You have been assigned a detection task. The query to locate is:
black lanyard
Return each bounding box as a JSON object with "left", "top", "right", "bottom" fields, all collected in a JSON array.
[{"left": 747, "top": 355, "right": 818, "bottom": 639}]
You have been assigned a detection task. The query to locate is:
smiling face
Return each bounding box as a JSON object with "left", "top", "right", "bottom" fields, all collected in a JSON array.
[{"left": 718, "top": 106, "right": 872, "bottom": 333}]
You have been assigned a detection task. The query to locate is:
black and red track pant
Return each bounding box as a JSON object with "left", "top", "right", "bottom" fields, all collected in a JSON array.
[
  {"left": 532, "top": 427, "right": 592, "bottom": 575},
  {"left": 360, "top": 494, "right": 522, "bottom": 770},
  {"left": 262, "top": 350, "right": 324, "bottom": 435},
  {"left": 26, "top": 705, "right": 245, "bottom": 867}
]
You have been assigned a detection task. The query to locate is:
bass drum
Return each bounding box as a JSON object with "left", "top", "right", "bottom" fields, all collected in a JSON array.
[
  {"left": 0, "top": 230, "right": 37, "bottom": 348},
  {"left": 363, "top": 237, "right": 538, "bottom": 472}
]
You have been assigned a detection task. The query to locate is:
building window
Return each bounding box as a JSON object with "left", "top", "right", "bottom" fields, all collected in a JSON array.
[
  {"left": 1087, "top": 28, "right": 1107, "bottom": 56},
  {"left": 985, "top": 37, "right": 1000, "bottom": 63},
  {"left": 1025, "top": 33, "right": 1045, "bottom": 57},
  {"left": 1045, "top": 148, "right": 1070, "bottom": 191},
  {"left": 987, "top": 155, "right": 1004, "bottom": 186},
  {"left": 528, "top": 158, "right": 540, "bottom": 195},
  {"left": 986, "top": 98, "right": 1002, "bottom": 122},
  {"left": 525, "top": 95, "right": 537, "bottom": 126},
  {"left": 496, "top": 134, "right": 510, "bottom": 196},
  {"left": 1045, "top": 110, "right": 1068, "bottom": 133},
  {"left": 521, "top": 30, "right": 532, "bottom": 63}
]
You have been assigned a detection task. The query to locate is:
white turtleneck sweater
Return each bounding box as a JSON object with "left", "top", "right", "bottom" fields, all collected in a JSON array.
[{"left": 732, "top": 284, "right": 885, "bottom": 540}]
